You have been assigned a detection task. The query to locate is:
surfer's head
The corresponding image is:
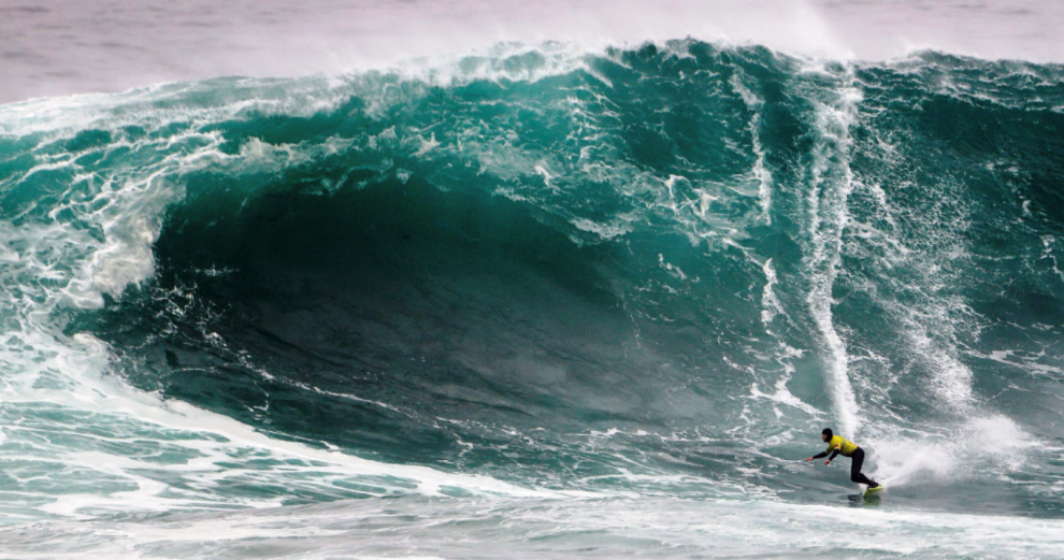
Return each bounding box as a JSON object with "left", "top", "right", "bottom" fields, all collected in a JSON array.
[{"left": 821, "top": 428, "right": 833, "bottom": 442}]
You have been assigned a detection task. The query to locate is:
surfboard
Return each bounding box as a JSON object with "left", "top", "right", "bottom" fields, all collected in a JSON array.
[
  {"left": 847, "top": 486, "right": 884, "bottom": 504},
  {"left": 863, "top": 486, "right": 884, "bottom": 498}
]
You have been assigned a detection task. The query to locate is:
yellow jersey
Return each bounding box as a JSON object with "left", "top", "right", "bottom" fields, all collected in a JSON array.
[{"left": 826, "top": 435, "right": 859, "bottom": 457}]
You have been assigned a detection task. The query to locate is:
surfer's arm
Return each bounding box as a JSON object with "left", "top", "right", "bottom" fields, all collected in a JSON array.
[
  {"left": 825, "top": 449, "right": 840, "bottom": 464},
  {"left": 805, "top": 451, "right": 829, "bottom": 462}
]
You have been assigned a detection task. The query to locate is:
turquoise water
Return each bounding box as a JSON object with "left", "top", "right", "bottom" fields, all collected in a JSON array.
[{"left": 2, "top": 40, "right": 1064, "bottom": 557}]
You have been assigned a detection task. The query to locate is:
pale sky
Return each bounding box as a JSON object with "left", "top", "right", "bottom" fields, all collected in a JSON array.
[{"left": 2, "top": 0, "right": 1062, "bottom": 104}]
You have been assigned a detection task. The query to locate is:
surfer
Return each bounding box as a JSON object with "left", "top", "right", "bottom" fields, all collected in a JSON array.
[{"left": 804, "top": 428, "right": 881, "bottom": 490}]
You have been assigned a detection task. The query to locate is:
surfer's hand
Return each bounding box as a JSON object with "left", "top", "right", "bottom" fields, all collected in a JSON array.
[
  {"left": 804, "top": 457, "right": 814, "bottom": 462},
  {"left": 824, "top": 459, "right": 831, "bottom": 466}
]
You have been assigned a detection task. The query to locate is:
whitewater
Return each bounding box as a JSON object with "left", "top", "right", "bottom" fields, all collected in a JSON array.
[{"left": 2, "top": 1, "right": 1064, "bottom": 558}]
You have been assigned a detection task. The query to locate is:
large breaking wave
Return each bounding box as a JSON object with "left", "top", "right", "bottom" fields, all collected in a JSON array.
[{"left": 2, "top": 39, "right": 1064, "bottom": 556}]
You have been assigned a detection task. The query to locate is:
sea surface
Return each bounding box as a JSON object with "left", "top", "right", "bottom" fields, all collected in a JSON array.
[{"left": 2, "top": 1, "right": 1064, "bottom": 558}]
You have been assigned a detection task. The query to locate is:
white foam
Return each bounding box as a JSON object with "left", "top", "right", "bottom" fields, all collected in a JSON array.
[
  {"left": 870, "top": 415, "right": 1036, "bottom": 488},
  {"left": 0, "top": 332, "right": 566, "bottom": 521},
  {"left": 800, "top": 70, "right": 863, "bottom": 435},
  {"left": 840, "top": 130, "right": 981, "bottom": 413},
  {"left": 759, "top": 258, "right": 784, "bottom": 326},
  {"left": 5, "top": 492, "right": 1064, "bottom": 559},
  {"left": 730, "top": 71, "right": 774, "bottom": 225},
  {"left": 978, "top": 347, "right": 1064, "bottom": 378}
]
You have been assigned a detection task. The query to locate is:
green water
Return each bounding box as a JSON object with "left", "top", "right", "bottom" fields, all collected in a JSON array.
[{"left": 1, "top": 40, "right": 1064, "bottom": 557}]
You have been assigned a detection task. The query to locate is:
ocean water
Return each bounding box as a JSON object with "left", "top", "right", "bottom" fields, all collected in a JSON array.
[{"left": 2, "top": 2, "right": 1064, "bottom": 558}]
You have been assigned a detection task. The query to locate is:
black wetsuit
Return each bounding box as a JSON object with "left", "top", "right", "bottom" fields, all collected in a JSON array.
[{"left": 812, "top": 447, "right": 878, "bottom": 487}]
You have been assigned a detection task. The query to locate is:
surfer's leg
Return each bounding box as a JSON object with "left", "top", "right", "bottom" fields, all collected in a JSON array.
[{"left": 850, "top": 448, "right": 879, "bottom": 487}]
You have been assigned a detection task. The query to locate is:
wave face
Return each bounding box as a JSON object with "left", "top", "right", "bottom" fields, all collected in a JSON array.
[{"left": 3, "top": 41, "right": 1064, "bottom": 556}]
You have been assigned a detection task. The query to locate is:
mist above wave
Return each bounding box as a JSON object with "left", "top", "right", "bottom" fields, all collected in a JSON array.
[{"left": 5, "top": 0, "right": 1064, "bottom": 104}]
